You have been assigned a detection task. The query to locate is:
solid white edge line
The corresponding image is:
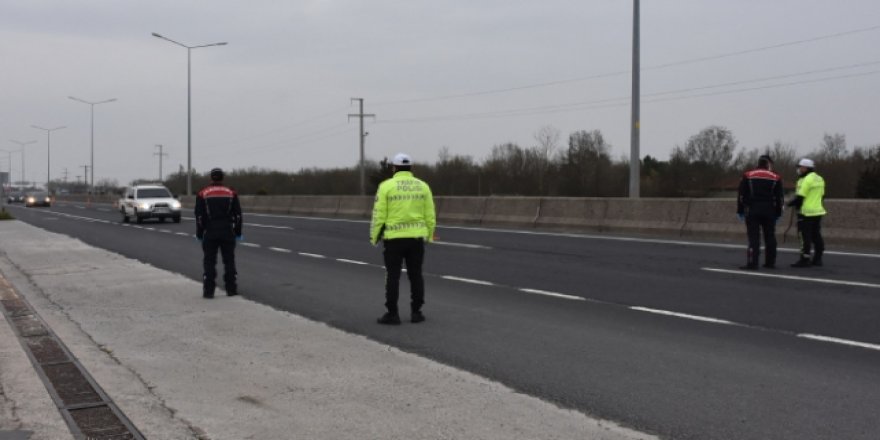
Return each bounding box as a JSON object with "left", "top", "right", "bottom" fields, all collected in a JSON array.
[
  {"left": 703, "top": 267, "right": 880, "bottom": 289},
  {"left": 519, "top": 288, "right": 584, "bottom": 301},
  {"left": 337, "top": 259, "right": 368, "bottom": 265},
  {"left": 441, "top": 276, "right": 494, "bottom": 286},
  {"left": 269, "top": 247, "right": 292, "bottom": 253},
  {"left": 299, "top": 252, "right": 325, "bottom": 259},
  {"left": 629, "top": 306, "right": 735, "bottom": 325},
  {"left": 797, "top": 333, "right": 880, "bottom": 351}
]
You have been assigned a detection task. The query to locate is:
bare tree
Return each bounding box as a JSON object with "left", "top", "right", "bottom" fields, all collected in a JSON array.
[{"left": 533, "top": 125, "right": 561, "bottom": 195}]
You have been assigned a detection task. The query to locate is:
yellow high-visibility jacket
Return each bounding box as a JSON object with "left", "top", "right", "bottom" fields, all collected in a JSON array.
[
  {"left": 796, "top": 172, "right": 826, "bottom": 217},
  {"left": 370, "top": 171, "right": 436, "bottom": 245}
]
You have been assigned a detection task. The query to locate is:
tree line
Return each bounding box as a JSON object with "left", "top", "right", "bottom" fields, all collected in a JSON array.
[{"left": 47, "top": 125, "right": 880, "bottom": 199}]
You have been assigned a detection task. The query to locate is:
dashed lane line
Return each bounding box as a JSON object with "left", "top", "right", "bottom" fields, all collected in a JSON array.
[
  {"left": 337, "top": 259, "right": 368, "bottom": 265},
  {"left": 519, "top": 288, "right": 584, "bottom": 301},
  {"left": 433, "top": 241, "right": 491, "bottom": 250},
  {"left": 441, "top": 276, "right": 494, "bottom": 286},
  {"left": 299, "top": 252, "right": 326, "bottom": 259},
  {"left": 703, "top": 267, "right": 880, "bottom": 289},
  {"left": 269, "top": 247, "right": 292, "bottom": 253},
  {"left": 629, "top": 306, "right": 737, "bottom": 325},
  {"left": 797, "top": 334, "right": 880, "bottom": 351}
]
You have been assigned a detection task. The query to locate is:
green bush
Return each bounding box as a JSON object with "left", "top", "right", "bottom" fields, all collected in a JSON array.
[{"left": 0, "top": 208, "right": 14, "bottom": 220}]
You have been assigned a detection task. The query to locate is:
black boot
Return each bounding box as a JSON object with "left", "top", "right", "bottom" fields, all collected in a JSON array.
[
  {"left": 791, "top": 257, "right": 812, "bottom": 268},
  {"left": 377, "top": 312, "right": 401, "bottom": 325}
]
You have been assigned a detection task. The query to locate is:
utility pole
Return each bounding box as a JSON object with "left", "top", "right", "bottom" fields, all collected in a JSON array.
[
  {"left": 81, "top": 165, "right": 90, "bottom": 188},
  {"left": 348, "top": 98, "right": 375, "bottom": 195},
  {"left": 62, "top": 167, "right": 69, "bottom": 183},
  {"left": 154, "top": 144, "right": 168, "bottom": 182},
  {"left": 629, "top": 0, "right": 641, "bottom": 198}
]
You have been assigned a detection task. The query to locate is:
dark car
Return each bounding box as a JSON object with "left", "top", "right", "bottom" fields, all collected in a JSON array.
[
  {"left": 6, "top": 192, "right": 25, "bottom": 203},
  {"left": 25, "top": 192, "right": 52, "bottom": 207}
]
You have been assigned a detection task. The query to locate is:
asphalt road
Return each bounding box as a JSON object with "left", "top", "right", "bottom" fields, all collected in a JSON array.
[{"left": 5, "top": 201, "right": 880, "bottom": 440}]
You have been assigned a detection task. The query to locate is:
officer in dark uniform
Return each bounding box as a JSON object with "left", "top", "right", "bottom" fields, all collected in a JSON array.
[
  {"left": 195, "top": 168, "right": 243, "bottom": 298},
  {"left": 736, "top": 154, "right": 784, "bottom": 270}
]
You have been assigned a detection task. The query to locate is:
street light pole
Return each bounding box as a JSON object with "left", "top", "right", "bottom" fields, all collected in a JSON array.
[
  {"left": 629, "top": 0, "right": 641, "bottom": 198},
  {"left": 69, "top": 96, "right": 117, "bottom": 193},
  {"left": 9, "top": 140, "right": 36, "bottom": 187},
  {"left": 152, "top": 32, "right": 228, "bottom": 196},
  {"left": 31, "top": 126, "right": 66, "bottom": 192}
]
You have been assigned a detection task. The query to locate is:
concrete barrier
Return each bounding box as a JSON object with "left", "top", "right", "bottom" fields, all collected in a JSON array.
[
  {"left": 336, "top": 196, "right": 372, "bottom": 219},
  {"left": 435, "top": 197, "right": 486, "bottom": 224},
  {"left": 290, "top": 196, "right": 340, "bottom": 216},
  {"left": 818, "top": 200, "right": 880, "bottom": 244},
  {"left": 679, "top": 198, "right": 741, "bottom": 240},
  {"left": 481, "top": 197, "right": 541, "bottom": 227},
  {"left": 263, "top": 196, "right": 294, "bottom": 214},
  {"left": 535, "top": 198, "right": 606, "bottom": 231},
  {"left": 604, "top": 198, "right": 691, "bottom": 236}
]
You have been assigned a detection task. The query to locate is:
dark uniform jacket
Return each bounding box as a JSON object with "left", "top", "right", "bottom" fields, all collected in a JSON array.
[
  {"left": 195, "top": 183, "right": 243, "bottom": 240},
  {"left": 737, "top": 168, "right": 784, "bottom": 218}
]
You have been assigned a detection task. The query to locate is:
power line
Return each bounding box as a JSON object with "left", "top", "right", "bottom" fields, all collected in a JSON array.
[
  {"left": 376, "top": 67, "right": 880, "bottom": 123},
  {"left": 372, "top": 24, "right": 880, "bottom": 106}
]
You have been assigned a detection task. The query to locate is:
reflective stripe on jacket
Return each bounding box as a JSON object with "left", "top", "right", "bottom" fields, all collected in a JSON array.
[{"left": 370, "top": 171, "right": 436, "bottom": 244}]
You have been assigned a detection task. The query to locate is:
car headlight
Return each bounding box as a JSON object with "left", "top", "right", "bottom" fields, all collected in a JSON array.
[
  {"left": 171, "top": 200, "right": 181, "bottom": 209},
  {"left": 138, "top": 202, "right": 151, "bottom": 210},
  {"left": 27, "top": 197, "right": 35, "bottom": 203},
  {"left": 44, "top": 197, "right": 51, "bottom": 203}
]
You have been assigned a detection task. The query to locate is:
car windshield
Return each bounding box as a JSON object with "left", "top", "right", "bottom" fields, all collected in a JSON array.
[
  {"left": 137, "top": 188, "right": 172, "bottom": 198},
  {"left": 28, "top": 193, "right": 48, "bottom": 198}
]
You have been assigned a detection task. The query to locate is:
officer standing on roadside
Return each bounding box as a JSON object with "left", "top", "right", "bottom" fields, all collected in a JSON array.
[
  {"left": 736, "top": 154, "right": 784, "bottom": 270},
  {"left": 370, "top": 153, "right": 436, "bottom": 325},
  {"left": 788, "top": 158, "right": 826, "bottom": 267},
  {"left": 195, "top": 167, "right": 243, "bottom": 298}
]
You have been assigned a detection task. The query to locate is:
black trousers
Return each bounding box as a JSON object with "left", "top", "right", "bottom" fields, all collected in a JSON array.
[
  {"left": 797, "top": 215, "right": 825, "bottom": 261},
  {"left": 203, "top": 237, "right": 237, "bottom": 294},
  {"left": 745, "top": 213, "right": 777, "bottom": 267},
  {"left": 383, "top": 238, "right": 425, "bottom": 314}
]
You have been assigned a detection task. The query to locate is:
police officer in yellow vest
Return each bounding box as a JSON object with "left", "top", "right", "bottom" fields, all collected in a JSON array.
[
  {"left": 788, "top": 158, "right": 826, "bottom": 267},
  {"left": 370, "top": 153, "right": 436, "bottom": 325}
]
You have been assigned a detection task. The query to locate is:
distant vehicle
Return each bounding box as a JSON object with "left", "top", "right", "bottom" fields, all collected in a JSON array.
[
  {"left": 119, "top": 185, "right": 181, "bottom": 223},
  {"left": 6, "top": 192, "right": 25, "bottom": 203},
  {"left": 25, "top": 192, "right": 52, "bottom": 208}
]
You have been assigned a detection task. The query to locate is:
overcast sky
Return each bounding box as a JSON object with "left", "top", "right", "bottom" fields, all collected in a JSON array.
[{"left": 2, "top": 0, "right": 878, "bottom": 187}]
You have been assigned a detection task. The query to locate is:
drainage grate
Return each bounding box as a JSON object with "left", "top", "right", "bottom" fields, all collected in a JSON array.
[
  {"left": 26, "top": 336, "right": 69, "bottom": 364},
  {"left": 42, "top": 363, "right": 103, "bottom": 407},
  {"left": 69, "top": 406, "right": 136, "bottom": 439},
  {"left": 0, "top": 276, "right": 144, "bottom": 440}
]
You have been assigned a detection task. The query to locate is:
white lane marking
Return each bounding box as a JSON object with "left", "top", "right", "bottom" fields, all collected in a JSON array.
[
  {"left": 144, "top": 227, "right": 155, "bottom": 231},
  {"left": 337, "top": 259, "right": 368, "bottom": 265},
  {"left": 299, "top": 252, "right": 325, "bottom": 259},
  {"left": 703, "top": 267, "right": 880, "bottom": 289},
  {"left": 132, "top": 226, "right": 144, "bottom": 229},
  {"left": 797, "top": 334, "right": 880, "bottom": 352},
  {"left": 176, "top": 232, "right": 190, "bottom": 236},
  {"left": 433, "top": 241, "right": 491, "bottom": 250},
  {"left": 269, "top": 247, "right": 292, "bottom": 253},
  {"left": 442, "top": 276, "right": 494, "bottom": 286},
  {"left": 249, "top": 223, "right": 293, "bottom": 230},
  {"left": 159, "top": 229, "right": 172, "bottom": 233},
  {"left": 241, "top": 243, "right": 261, "bottom": 248},
  {"left": 629, "top": 306, "right": 736, "bottom": 325},
  {"left": 519, "top": 288, "right": 584, "bottom": 301}
]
